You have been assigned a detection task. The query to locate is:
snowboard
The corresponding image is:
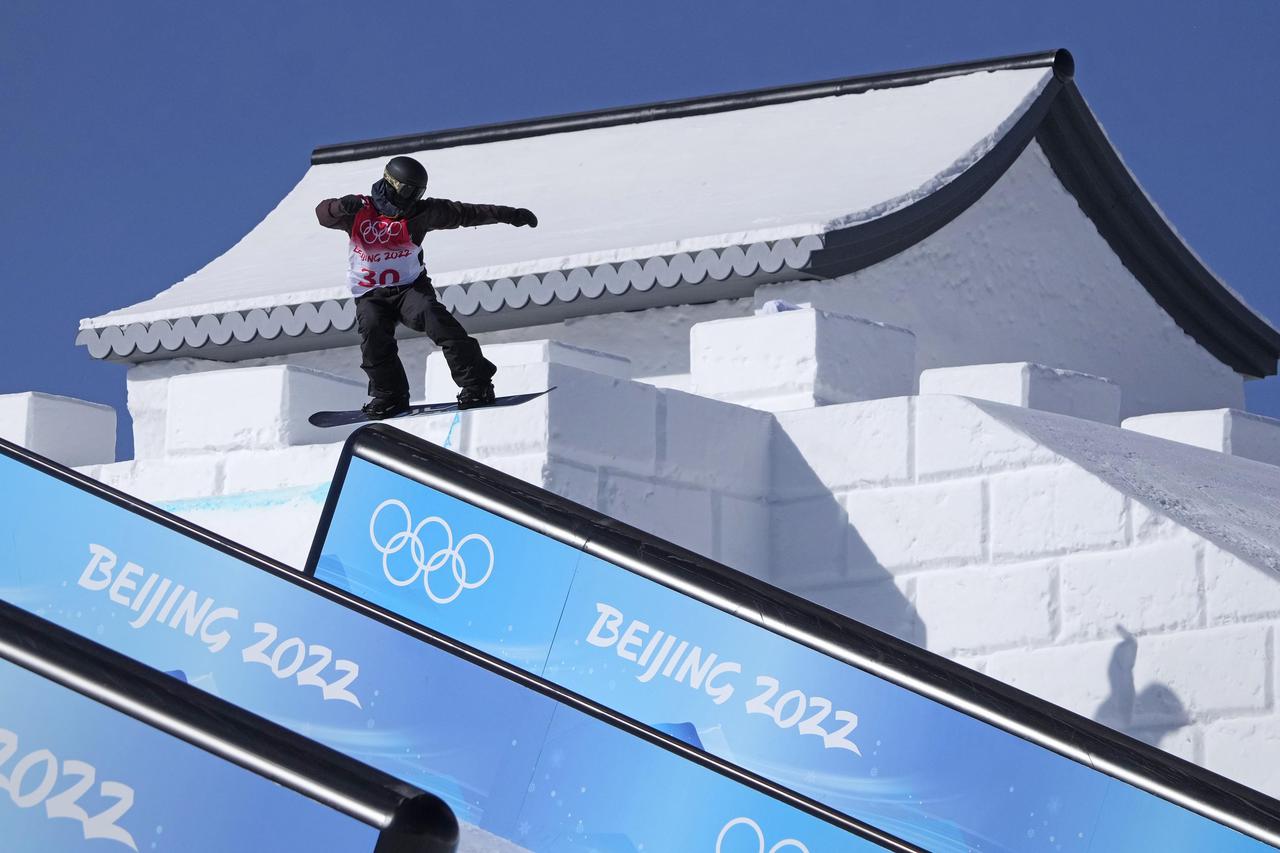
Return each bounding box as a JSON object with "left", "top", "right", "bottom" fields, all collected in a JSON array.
[{"left": 308, "top": 388, "right": 554, "bottom": 428}]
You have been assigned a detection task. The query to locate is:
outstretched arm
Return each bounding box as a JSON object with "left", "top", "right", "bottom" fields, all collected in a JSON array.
[
  {"left": 316, "top": 195, "right": 364, "bottom": 231},
  {"left": 409, "top": 198, "right": 538, "bottom": 233}
]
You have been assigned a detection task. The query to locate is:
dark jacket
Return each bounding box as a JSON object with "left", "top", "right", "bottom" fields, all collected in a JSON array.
[{"left": 315, "top": 195, "right": 523, "bottom": 245}]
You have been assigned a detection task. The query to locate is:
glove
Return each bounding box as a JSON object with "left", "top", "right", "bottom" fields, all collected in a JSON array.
[
  {"left": 339, "top": 195, "right": 364, "bottom": 215},
  {"left": 509, "top": 208, "right": 538, "bottom": 228}
]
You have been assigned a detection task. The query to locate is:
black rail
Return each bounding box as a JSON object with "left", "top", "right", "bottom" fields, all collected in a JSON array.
[
  {"left": 311, "top": 422, "right": 1280, "bottom": 849},
  {"left": 0, "top": 601, "right": 459, "bottom": 853}
]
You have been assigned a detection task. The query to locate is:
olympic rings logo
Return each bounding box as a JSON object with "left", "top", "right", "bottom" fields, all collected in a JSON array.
[
  {"left": 716, "top": 817, "right": 809, "bottom": 853},
  {"left": 370, "top": 499, "right": 494, "bottom": 605},
  {"left": 360, "top": 219, "right": 404, "bottom": 245}
]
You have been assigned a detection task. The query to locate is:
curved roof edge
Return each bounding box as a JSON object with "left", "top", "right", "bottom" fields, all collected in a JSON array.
[
  {"left": 79, "top": 49, "right": 1280, "bottom": 378},
  {"left": 1037, "top": 82, "right": 1280, "bottom": 378},
  {"left": 75, "top": 236, "right": 823, "bottom": 362},
  {"left": 312, "top": 49, "right": 1073, "bottom": 165}
]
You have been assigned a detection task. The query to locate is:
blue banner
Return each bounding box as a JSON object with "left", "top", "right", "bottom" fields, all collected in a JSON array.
[
  {"left": 313, "top": 454, "right": 1272, "bottom": 853},
  {"left": 0, "top": 656, "right": 379, "bottom": 852},
  {"left": 0, "top": 453, "right": 874, "bottom": 851}
]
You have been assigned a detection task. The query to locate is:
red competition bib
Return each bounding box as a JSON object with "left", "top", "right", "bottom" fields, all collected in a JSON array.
[{"left": 347, "top": 199, "right": 425, "bottom": 294}]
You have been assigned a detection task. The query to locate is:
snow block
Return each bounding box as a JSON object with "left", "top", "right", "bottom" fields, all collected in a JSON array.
[
  {"left": 809, "top": 578, "right": 921, "bottom": 646},
  {"left": 425, "top": 339, "right": 631, "bottom": 400},
  {"left": 689, "top": 308, "right": 916, "bottom": 411},
  {"left": 914, "top": 394, "right": 1062, "bottom": 477},
  {"left": 126, "top": 359, "right": 222, "bottom": 459},
  {"left": 1206, "top": 716, "right": 1280, "bottom": 798},
  {"left": 659, "top": 389, "right": 772, "bottom": 497},
  {"left": 988, "top": 464, "right": 1126, "bottom": 558},
  {"left": 983, "top": 638, "right": 1118, "bottom": 718},
  {"left": 466, "top": 360, "right": 659, "bottom": 477},
  {"left": 1133, "top": 625, "right": 1270, "bottom": 718},
  {"left": 483, "top": 454, "right": 601, "bottom": 510},
  {"left": 601, "top": 472, "right": 714, "bottom": 559},
  {"left": 844, "top": 479, "right": 985, "bottom": 576},
  {"left": 222, "top": 444, "right": 344, "bottom": 494},
  {"left": 92, "top": 457, "right": 222, "bottom": 504},
  {"left": 166, "top": 365, "right": 363, "bottom": 452},
  {"left": 772, "top": 398, "right": 911, "bottom": 499},
  {"left": 1129, "top": 500, "right": 1184, "bottom": 544},
  {"left": 1059, "top": 542, "right": 1201, "bottom": 641},
  {"left": 717, "top": 494, "right": 770, "bottom": 579},
  {"left": 173, "top": 497, "right": 325, "bottom": 569},
  {"left": 769, "top": 495, "right": 848, "bottom": 586},
  {"left": 0, "top": 392, "right": 116, "bottom": 467},
  {"left": 919, "top": 362, "right": 1121, "bottom": 425},
  {"left": 1204, "top": 544, "right": 1280, "bottom": 623},
  {"left": 915, "top": 561, "right": 1056, "bottom": 654},
  {"left": 426, "top": 339, "right": 648, "bottom": 471},
  {"left": 1122, "top": 408, "right": 1280, "bottom": 468}
]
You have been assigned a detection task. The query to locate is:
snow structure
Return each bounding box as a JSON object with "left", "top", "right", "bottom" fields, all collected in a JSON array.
[{"left": 7, "top": 50, "right": 1280, "bottom": 799}]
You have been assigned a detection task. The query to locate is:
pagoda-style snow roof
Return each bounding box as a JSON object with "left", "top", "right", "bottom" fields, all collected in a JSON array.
[{"left": 77, "top": 50, "right": 1280, "bottom": 378}]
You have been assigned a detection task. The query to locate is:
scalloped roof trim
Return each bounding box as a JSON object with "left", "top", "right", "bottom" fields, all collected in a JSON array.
[
  {"left": 76, "top": 222, "right": 832, "bottom": 332},
  {"left": 75, "top": 236, "right": 822, "bottom": 360}
]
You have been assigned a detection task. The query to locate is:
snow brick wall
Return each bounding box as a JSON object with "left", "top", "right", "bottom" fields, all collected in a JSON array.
[{"left": 14, "top": 304, "right": 1280, "bottom": 801}]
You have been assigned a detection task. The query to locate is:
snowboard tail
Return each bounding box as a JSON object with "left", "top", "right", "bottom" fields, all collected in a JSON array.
[{"left": 308, "top": 388, "right": 553, "bottom": 428}]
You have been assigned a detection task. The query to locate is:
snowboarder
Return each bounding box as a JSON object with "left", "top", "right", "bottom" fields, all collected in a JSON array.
[{"left": 316, "top": 155, "right": 538, "bottom": 418}]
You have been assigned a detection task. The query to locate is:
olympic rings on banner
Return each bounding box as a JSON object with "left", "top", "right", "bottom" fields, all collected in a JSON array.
[
  {"left": 369, "top": 499, "right": 494, "bottom": 605},
  {"left": 716, "top": 817, "right": 809, "bottom": 853}
]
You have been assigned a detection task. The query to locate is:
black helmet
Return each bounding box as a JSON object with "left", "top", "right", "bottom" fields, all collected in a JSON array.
[{"left": 382, "top": 156, "right": 428, "bottom": 205}]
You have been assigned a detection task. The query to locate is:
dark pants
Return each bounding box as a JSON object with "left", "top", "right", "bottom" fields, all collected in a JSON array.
[{"left": 354, "top": 276, "right": 496, "bottom": 401}]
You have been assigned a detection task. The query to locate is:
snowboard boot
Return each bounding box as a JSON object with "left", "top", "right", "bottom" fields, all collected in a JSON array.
[
  {"left": 361, "top": 395, "right": 410, "bottom": 420},
  {"left": 456, "top": 382, "right": 496, "bottom": 410}
]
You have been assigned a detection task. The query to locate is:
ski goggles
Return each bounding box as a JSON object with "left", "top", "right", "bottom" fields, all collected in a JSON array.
[{"left": 383, "top": 172, "right": 427, "bottom": 204}]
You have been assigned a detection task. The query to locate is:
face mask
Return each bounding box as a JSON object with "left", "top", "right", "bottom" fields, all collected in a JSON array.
[
  {"left": 370, "top": 179, "right": 415, "bottom": 218},
  {"left": 383, "top": 172, "right": 426, "bottom": 206}
]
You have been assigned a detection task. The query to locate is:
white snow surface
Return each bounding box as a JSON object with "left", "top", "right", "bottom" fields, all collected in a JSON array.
[
  {"left": 82, "top": 68, "right": 1051, "bottom": 329},
  {"left": 977, "top": 398, "right": 1280, "bottom": 570}
]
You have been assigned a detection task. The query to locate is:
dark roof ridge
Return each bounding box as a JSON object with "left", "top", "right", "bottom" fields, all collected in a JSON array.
[
  {"left": 1037, "top": 81, "right": 1280, "bottom": 377},
  {"left": 311, "top": 48, "right": 1073, "bottom": 165}
]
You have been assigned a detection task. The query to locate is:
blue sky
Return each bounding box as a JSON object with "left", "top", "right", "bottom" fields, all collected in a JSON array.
[{"left": 3, "top": 1, "right": 1278, "bottom": 458}]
